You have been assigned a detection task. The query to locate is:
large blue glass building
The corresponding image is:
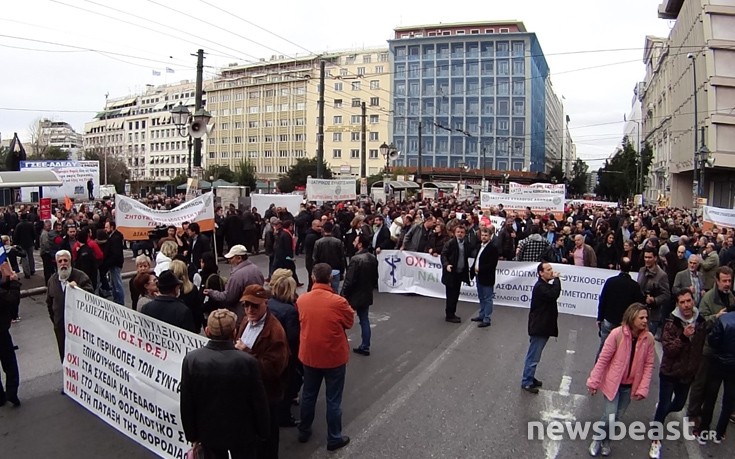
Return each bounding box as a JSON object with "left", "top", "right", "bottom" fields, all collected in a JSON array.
[{"left": 388, "top": 21, "right": 550, "bottom": 174}]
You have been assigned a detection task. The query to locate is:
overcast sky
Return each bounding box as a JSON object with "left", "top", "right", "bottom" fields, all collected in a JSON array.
[{"left": 0, "top": 0, "right": 673, "bottom": 167}]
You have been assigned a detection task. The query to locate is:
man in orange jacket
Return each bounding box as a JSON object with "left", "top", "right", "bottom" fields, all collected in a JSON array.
[{"left": 296, "top": 263, "right": 354, "bottom": 452}]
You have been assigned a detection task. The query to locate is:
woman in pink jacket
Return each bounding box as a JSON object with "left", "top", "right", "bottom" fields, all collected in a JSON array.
[{"left": 586, "top": 302, "right": 655, "bottom": 457}]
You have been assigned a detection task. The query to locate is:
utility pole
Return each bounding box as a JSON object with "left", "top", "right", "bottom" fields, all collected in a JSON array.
[
  {"left": 360, "top": 101, "right": 367, "bottom": 178},
  {"left": 103, "top": 92, "right": 109, "bottom": 185},
  {"left": 316, "top": 60, "right": 325, "bottom": 178},
  {"left": 417, "top": 121, "right": 422, "bottom": 183},
  {"left": 193, "top": 49, "right": 204, "bottom": 176},
  {"left": 690, "top": 54, "right": 699, "bottom": 202}
]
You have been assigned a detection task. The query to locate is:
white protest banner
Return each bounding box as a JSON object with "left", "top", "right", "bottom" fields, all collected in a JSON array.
[
  {"left": 480, "top": 192, "right": 564, "bottom": 213},
  {"left": 566, "top": 199, "right": 619, "bottom": 208},
  {"left": 306, "top": 178, "right": 356, "bottom": 202},
  {"left": 508, "top": 181, "right": 566, "bottom": 195},
  {"left": 115, "top": 192, "right": 215, "bottom": 240},
  {"left": 251, "top": 194, "right": 303, "bottom": 215},
  {"left": 489, "top": 215, "right": 505, "bottom": 229},
  {"left": 185, "top": 178, "right": 200, "bottom": 201},
  {"left": 703, "top": 205, "right": 735, "bottom": 229},
  {"left": 63, "top": 287, "right": 207, "bottom": 459},
  {"left": 491, "top": 185, "right": 503, "bottom": 193},
  {"left": 378, "top": 250, "right": 619, "bottom": 318},
  {"left": 20, "top": 160, "right": 100, "bottom": 201}
]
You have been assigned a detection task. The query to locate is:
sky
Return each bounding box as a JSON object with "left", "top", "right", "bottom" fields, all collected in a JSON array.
[{"left": 0, "top": 0, "right": 674, "bottom": 168}]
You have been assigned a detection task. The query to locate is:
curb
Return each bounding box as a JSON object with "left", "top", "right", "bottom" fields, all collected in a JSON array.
[{"left": 20, "top": 270, "right": 138, "bottom": 299}]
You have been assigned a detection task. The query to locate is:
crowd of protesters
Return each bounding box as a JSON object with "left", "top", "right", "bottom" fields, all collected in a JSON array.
[{"left": 2, "top": 190, "right": 735, "bottom": 457}]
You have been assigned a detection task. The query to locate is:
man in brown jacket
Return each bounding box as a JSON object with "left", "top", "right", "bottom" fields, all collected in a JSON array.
[
  {"left": 46, "top": 250, "right": 93, "bottom": 363},
  {"left": 236, "top": 284, "right": 288, "bottom": 459},
  {"left": 570, "top": 234, "right": 597, "bottom": 267}
]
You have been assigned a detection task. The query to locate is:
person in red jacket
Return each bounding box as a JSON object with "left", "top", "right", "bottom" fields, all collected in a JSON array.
[{"left": 296, "top": 263, "right": 354, "bottom": 452}]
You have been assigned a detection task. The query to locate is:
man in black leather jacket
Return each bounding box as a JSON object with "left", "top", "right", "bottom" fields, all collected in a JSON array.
[{"left": 341, "top": 234, "right": 378, "bottom": 356}]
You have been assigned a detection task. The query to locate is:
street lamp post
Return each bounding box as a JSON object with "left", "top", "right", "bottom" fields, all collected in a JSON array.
[
  {"left": 380, "top": 142, "right": 390, "bottom": 199},
  {"left": 688, "top": 53, "right": 700, "bottom": 201},
  {"left": 170, "top": 102, "right": 212, "bottom": 178}
]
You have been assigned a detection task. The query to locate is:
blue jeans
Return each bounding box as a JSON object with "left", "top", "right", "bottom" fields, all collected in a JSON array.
[
  {"left": 299, "top": 364, "right": 347, "bottom": 447},
  {"left": 595, "top": 319, "right": 615, "bottom": 361},
  {"left": 356, "top": 307, "right": 371, "bottom": 350},
  {"left": 521, "top": 336, "right": 549, "bottom": 387},
  {"left": 109, "top": 266, "right": 125, "bottom": 305},
  {"left": 597, "top": 385, "right": 632, "bottom": 440},
  {"left": 476, "top": 283, "right": 494, "bottom": 324},
  {"left": 330, "top": 270, "right": 340, "bottom": 293}
]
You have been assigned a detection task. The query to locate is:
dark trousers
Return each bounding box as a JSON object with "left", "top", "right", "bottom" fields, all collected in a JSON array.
[
  {"left": 278, "top": 356, "right": 303, "bottom": 423},
  {"left": 41, "top": 253, "right": 56, "bottom": 285},
  {"left": 444, "top": 274, "right": 465, "bottom": 318},
  {"left": 257, "top": 400, "right": 280, "bottom": 459},
  {"left": 0, "top": 328, "right": 20, "bottom": 402},
  {"left": 699, "top": 359, "right": 735, "bottom": 437},
  {"left": 305, "top": 260, "right": 314, "bottom": 291},
  {"left": 299, "top": 364, "right": 347, "bottom": 448},
  {"left": 653, "top": 374, "right": 691, "bottom": 425},
  {"left": 687, "top": 352, "right": 713, "bottom": 418},
  {"left": 54, "top": 324, "right": 65, "bottom": 363}
]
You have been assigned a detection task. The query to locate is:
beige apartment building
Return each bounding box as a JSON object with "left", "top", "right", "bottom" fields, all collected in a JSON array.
[
  {"left": 206, "top": 49, "right": 392, "bottom": 183},
  {"left": 84, "top": 80, "right": 211, "bottom": 186},
  {"left": 644, "top": 0, "right": 735, "bottom": 208}
]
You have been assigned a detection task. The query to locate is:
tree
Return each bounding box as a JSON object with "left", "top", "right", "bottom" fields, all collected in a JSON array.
[
  {"left": 235, "top": 159, "right": 257, "bottom": 191},
  {"left": 169, "top": 173, "right": 188, "bottom": 187},
  {"left": 42, "top": 146, "right": 70, "bottom": 160},
  {"left": 83, "top": 149, "right": 130, "bottom": 193},
  {"left": 548, "top": 161, "right": 566, "bottom": 186},
  {"left": 594, "top": 138, "right": 653, "bottom": 201},
  {"left": 0, "top": 147, "right": 8, "bottom": 171},
  {"left": 568, "top": 158, "right": 589, "bottom": 196},
  {"left": 28, "top": 118, "right": 50, "bottom": 158},
  {"left": 285, "top": 157, "right": 332, "bottom": 187},
  {"left": 205, "top": 164, "right": 237, "bottom": 183},
  {"left": 276, "top": 176, "right": 295, "bottom": 193}
]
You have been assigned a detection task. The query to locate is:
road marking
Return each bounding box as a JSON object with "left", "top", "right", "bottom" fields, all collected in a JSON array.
[
  {"left": 326, "top": 322, "right": 476, "bottom": 459},
  {"left": 654, "top": 343, "right": 704, "bottom": 459}
]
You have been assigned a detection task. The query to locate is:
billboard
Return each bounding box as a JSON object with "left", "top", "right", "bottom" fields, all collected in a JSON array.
[{"left": 20, "top": 160, "right": 100, "bottom": 201}]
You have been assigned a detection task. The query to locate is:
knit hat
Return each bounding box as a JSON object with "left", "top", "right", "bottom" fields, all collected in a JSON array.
[{"left": 207, "top": 309, "right": 237, "bottom": 339}]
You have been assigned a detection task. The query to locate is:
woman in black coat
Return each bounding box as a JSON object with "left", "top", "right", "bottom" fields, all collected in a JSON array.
[{"left": 596, "top": 231, "right": 619, "bottom": 270}]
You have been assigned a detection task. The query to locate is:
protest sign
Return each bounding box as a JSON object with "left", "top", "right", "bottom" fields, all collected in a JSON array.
[
  {"left": 250, "top": 194, "right": 303, "bottom": 215},
  {"left": 377, "top": 250, "right": 619, "bottom": 318},
  {"left": 566, "top": 199, "right": 618, "bottom": 208},
  {"left": 703, "top": 205, "right": 735, "bottom": 229},
  {"left": 115, "top": 192, "right": 215, "bottom": 240},
  {"left": 508, "top": 182, "right": 566, "bottom": 195},
  {"left": 480, "top": 192, "right": 565, "bottom": 213},
  {"left": 306, "top": 178, "right": 356, "bottom": 202},
  {"left": 63, "top": 287, "right": 207, "bottom": 459}
]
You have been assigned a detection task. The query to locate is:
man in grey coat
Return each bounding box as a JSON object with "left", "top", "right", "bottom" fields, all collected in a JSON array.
[
  {"left": 204, "top": 245, "right": 264, "bottom": 326},
  {"left": 46, "top": 250, "right": 93, "bottom": 362},
  {"left": 672, "top": 255, "right": 706, "bottom": 306}
]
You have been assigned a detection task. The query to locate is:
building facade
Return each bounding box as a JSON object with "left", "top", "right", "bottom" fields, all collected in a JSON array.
[
  {"left": 388, "top": 21, "right": 552, "bottom": 175},
  {"left": 649, "top": 0, "right": 735, "bottom": 208},
  {"left": 83, "top": 80, "right": 210, "bottom": 186},
  {"left": 205, "top": 49, "right": 392, "bottom": 182},
  {"left": 35, "top": 119, "right": 84, "bottom": 159}
]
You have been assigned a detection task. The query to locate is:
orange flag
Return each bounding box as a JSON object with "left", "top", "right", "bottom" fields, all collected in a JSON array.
[{"left": 64, "top": 196, "right": 72, "bottom": 211}]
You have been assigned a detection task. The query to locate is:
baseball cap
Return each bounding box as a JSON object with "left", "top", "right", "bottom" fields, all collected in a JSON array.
[
  {"left": 224, "top": 245, "right": 248, "bottom": 258},
  {"left": 241, "top": 284, "right": 270, "bottom": 305},
  {"left": 206, "top": 309, "right": 237, "bottom": 339}
]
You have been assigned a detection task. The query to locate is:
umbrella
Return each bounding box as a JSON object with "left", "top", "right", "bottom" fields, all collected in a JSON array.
[
  {"left": 5, "top": 133, "right": 27, "bottom": 171},
  {"left": 212, "top": 179, "right": 234, "bottom": 188}
]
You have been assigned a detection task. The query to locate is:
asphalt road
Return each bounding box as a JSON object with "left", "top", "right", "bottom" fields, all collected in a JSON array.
[{"left": 1, "top": 254, "right": 732, "bottom": 458}]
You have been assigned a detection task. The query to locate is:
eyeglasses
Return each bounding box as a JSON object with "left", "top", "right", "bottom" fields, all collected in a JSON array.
[{"left": 244, "top": 302, "right": 261, "bottom": 309}]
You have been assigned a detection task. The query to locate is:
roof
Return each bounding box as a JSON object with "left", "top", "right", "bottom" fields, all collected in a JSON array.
[
  {"left": 394, "top": 20, "right": 526, "bottom": 33},
  {"left": 371, "top": 180, "right": 419, "bottom": 190},
  {"left": 0, "top": 170, "right": 63, "bottom": 188}
]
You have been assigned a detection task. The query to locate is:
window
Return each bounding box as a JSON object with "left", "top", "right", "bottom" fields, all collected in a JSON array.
[
  {"left": 294, "top": 133, "right": 305, "bottom": 141},
  {"left": 333, "top": 132, "right": 342, "bottom": 142},
  {"left": 351, "top": 132, "right": 361, "bottom": 141},
  {"left": 369, "top": 132, "right": 379, "bottom": 141},
  {"left": 379, "top": 53, "right": 389, "bottom": 62},
  {"left": 369, "top": 114, "right": 379, "bottom": 124},
  {"left": 471, "top": 29, "right": 480, "bottom": 34},
  {"left": 351, "top": 115, "right": 361, "bottom": 124},
  {"left": 279, "top": 119, "right": 289, "bottom": 126},
  {"left": 221, "top": 122, "right": 229, "bottom": 130},
  {"left": 249, "top": 151, "right": 257, "bottom": 158},
  {"left": 334, "top": 99, "right": 343, "bottom": 108},
  {"left": 363, "top": 55, "right": 372, "bottom": 63},
  {"left": 234, "top": 136, "right": 242, "bottom": 143},
  {"left": 352, "top": 98, "right": 361, "bottom": 107},
  {"left": 375, "top": 65, "right": 384, "bottom": 73},
  {"left": 279, "top": 165, "right": 289, "bottom": 173},
  {"left": 500, "top": 27, "right": 510, "bottom": 33},
  {"left": 278, "top": 134, "right": 288, "bottom": 141},
  {"left": 370, "top": 97, "right": 379, "bottom": 106},
  {"left": 264, "top": 135, "right": 273, "bottom": 142},
  {"left": 350, "top": 149, "right": 360, "bottom": 159},
  {"left": 513, "top": 59, "right": 525, "bottom": 75},
  {"left": 333, "top": 115, "right": 342, "bottom": 124},
  {"left": 370, "top": 80, "right": 380, "bottom": 90},
  {"left": 334, "top": 82, "right": 343, "bottom": 91},
  {"left": 333, "top": 149, "right": 342, "bottom": 158},
  {"left": 264, "top": 150, "right": 273, "bottom": 157},
  {"left": 279, "top": 150, "right": 288, "bottom": 157},
  {"left": 369, "top": 149, "right": 378, "bottom": 159},
  {"left": 456, "top": 30, "right": 465, "bottom": 35},
  {"left": 248, "top": 136, "right": 258, "bottom": 143},
  {"left": 357, "top": 67, "right": 366, "bottom": 76},
  {"left": 352, "top": 81, "right": 361, "bottom": 91}
]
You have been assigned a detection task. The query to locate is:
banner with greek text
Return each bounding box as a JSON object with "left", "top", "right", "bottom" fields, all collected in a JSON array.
[
  {"left": 702, "top": 205, "right": 735, "bottom": 229},
  {"left": 566, "top": 199, "right": 619, "bottom": 208},
  {"left": 508, "top": 181, "right": 566, "bottom": 195},
  {"left": 377, "top": 250, "right": 619, "bottom": 318},
  {"left": 306, "top": 178, "right": 357, "bottom": 202},
  {"left": 480, "top": 191, "right": 565, "bottom": 213},
  {"left": 115, "top": 192, "right": 215, "bottom": 240},
  {"left": 63, "top": 287, "right": 207, "bottom": 459}
]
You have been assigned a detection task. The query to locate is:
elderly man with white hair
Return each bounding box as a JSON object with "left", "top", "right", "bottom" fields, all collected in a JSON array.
[
  {"left": 45, "top": 250, "right": 93, "bottom": 363},
  {"left": 673, "top": 254, "right": 706, "bottom": 307}
]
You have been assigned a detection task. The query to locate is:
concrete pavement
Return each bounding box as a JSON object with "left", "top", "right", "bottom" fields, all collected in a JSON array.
[{"left": 1, "top": 253, "right": 732, "bottom": 458}]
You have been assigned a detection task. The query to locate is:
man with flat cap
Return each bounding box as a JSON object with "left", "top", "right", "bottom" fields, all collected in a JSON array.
[
  {"left": 181, "top": 309, "right": 270, "bottom": 459},
  {"left": 205, "top": 244, "right": 264, "bottom": 325},
  {"left": 141, "top": 270, "right": 196, "bottom": 333}
]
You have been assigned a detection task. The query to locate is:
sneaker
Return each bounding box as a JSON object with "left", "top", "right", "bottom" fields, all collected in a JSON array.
[
  {"left": 522, "top": 385, "right": 539, "bottom": 394},
  {"left": 712, "top": 434, "right": 723, "bottom": 444},
  {"left": 648, "top": 440, "right": 661, "bottom": 459},
  {"left": 600, "top": 440, "right": 611, "bottom": 456},
  {"left": 730, "top": 413, "right": 735, "bottom": 424},
  {"left": 589, "top": 440, "right": 601, "bottom": 456},
  {"left": 11, "top": 317, "right": 21, "bottom": 323},
  {"left": 696, "top": 432, "right": 707, "bottom": 445},
  {"left": 327, "top": 436, "right": 350, "bottom": 451}
]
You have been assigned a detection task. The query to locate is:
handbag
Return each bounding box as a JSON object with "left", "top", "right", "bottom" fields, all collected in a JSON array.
[{"left": 185, "top": 443, "right": 204, "bottom": 459}]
